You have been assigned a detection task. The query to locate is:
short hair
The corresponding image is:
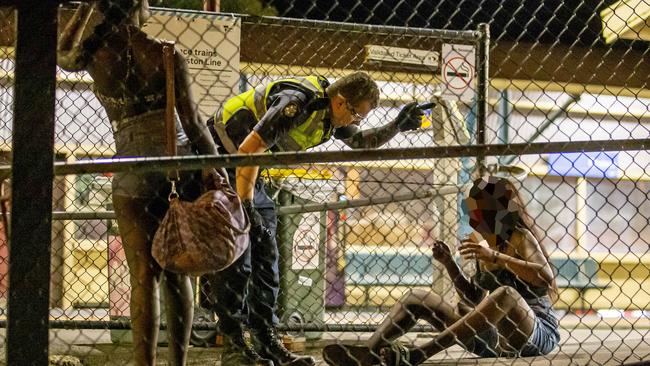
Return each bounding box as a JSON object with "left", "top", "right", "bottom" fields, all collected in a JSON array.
[{"left": 326, "top": 72, "right": 380, "bottom": 109}]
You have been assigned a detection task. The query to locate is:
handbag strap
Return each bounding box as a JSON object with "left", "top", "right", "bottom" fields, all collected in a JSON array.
[
  {"left": 162, "top": 42, "right": 180, "bottom": 197},
  {"left": 161, "top": 43, "right": 233, "bottom": 198},
  {"left": 0, "top": 180, "right": 9, "bottom": 239}
]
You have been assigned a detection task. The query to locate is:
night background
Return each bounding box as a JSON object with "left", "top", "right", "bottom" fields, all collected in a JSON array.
[{"left": 266, "top": 0, "right": 620, "bottom": 45}]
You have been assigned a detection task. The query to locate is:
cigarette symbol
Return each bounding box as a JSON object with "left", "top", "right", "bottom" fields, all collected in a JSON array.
[{"left": 446, "top": 62, "right": 471, "bottom": 78}]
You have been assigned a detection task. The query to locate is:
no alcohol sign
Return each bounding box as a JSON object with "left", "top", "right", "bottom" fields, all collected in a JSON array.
[{"left": 441, "top": 44, "right": 476, "bottom": 103}]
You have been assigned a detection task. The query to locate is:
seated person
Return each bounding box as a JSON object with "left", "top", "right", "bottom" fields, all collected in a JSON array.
[{"left": 323, "top": 176, "right": 560, "bottom": 366}]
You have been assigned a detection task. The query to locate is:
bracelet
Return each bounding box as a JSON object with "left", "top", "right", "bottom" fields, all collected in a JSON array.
[{"left": 492, "top": 251, "right": 499, "bottom": 263}]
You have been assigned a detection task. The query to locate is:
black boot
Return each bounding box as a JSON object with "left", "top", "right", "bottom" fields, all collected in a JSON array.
[
  {"left": 221, "top": 332, "right": 273, "bottom": 366},
  {"left": 254, "top": 327, "right": 316, "bottom": 366}
]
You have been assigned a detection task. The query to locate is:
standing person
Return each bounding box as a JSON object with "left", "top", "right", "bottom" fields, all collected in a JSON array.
[
  {"left": 204, "top": 72, "right": 430, "bottom": 366},
  {"left": 58, "top": 1, "right": 220, "bottom": 365},
  {"left": 322, "top": 176, "right": 560, "bottom": 366}
]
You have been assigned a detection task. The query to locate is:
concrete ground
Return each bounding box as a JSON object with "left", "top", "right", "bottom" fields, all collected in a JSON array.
[{"left": 2, "top": 311, "right": 650, "bottom": 365}]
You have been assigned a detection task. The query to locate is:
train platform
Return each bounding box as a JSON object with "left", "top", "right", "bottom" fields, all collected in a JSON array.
[{"left": 1, "top": 310, "right": 647, "bottom": 365}]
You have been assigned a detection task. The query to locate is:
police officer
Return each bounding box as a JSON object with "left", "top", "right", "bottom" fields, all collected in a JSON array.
[{"left": 205, "top": 71, "right": 429, "bottom": 366}]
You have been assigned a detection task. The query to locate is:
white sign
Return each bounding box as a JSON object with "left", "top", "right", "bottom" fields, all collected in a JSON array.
[
  {"left": 298, "top": 276, "right": 313, "bottom": 287},
  {"left": 365, "top": 45, "right": 439, "bottom": 68},
  {"left": 441, "top": 44, "right": 476, "bottom": 103},
  {"left": 143, "top": 10, "right": 241, "bottom": 122},
  {"left": 291, "top": 212, "right": 320, "bottom": 270}
]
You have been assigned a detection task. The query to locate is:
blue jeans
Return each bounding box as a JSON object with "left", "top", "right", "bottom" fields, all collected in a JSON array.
[{"left": 206, "top": 176, "right": 280, "bottom": 335}]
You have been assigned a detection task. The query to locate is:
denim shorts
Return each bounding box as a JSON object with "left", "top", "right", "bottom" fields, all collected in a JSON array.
[
  {"left": 112, "top": 109, "right": 199, "bottom": 199},
  {"left": 519, "top": 315, "right": 560, "bottom": 356},
  {"left": 469, "top": 315, "right": 559, "bottom": 358}
]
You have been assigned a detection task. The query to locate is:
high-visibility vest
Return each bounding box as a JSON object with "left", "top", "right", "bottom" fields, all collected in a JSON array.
[{"left": 216, "top": 76, "right": 330, "bottom": 152}]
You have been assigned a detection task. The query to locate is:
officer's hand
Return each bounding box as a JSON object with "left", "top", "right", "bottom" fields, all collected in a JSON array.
[
  {"left": 394, "top": 102, "right": 423, "bottom": 132},
  {"left": 242, "top": 199, "right": 264, "bottom": 229}
]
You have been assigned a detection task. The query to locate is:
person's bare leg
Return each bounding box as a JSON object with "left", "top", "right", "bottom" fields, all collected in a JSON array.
[
  {"left": 114, "top": 196, "right": 162, "bottom": 366},
  {"left": 127, "top": 255, "right": 161, "bottom": 366},
  {"left": 163, "top": 272, "right": 194, "bottom": 366},
  {"left": 389, "top": 286, "right": 535, "bottom": 365},
  {"left": 323, "top": 289, "right": 460, "bottom": 366},
  {"left": 493, "top": 290, "right": 537, "bottom": 354},
  {"left": 368, "top": 289, "right": 461, "bottom": 351}
]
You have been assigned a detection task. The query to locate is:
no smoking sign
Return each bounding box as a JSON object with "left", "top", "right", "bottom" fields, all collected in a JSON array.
[
  {"left": 441, "top": 44, "right": 476, "bottom": 103},
  {"left": 291, "top": 212, "right": 320, "bottom": 270},
  {"left": 444, "top": 57, "right": 473, "bottom": 90}
]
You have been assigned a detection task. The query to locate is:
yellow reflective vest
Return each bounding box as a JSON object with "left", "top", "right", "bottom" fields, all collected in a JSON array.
[{"left": 217, "top": 76, "right": 330, "bottom": 152}]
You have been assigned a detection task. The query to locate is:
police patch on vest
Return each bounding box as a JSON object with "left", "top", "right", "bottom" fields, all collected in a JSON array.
[{"left": 283, "top": 102, "right": 300, "bottom": 117}]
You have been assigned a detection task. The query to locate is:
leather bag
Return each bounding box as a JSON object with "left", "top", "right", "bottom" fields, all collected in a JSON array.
[{"left": 151, "top": 43, "right": 249, "bottom": 275}]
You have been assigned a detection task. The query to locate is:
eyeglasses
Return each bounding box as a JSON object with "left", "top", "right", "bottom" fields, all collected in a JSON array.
[{"left": 346, "top": 102, "right": 365, "bottom": 121}]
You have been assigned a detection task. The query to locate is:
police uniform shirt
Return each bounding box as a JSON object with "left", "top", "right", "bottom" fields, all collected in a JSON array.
[
  {"left": 213, "top": 81, "right": 331, "bottom": 208},
  {"left": 222, "top": 81, "right": 332, "bottom": 153}
]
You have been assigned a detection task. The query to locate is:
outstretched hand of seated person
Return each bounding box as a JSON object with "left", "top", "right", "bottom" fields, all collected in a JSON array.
[
  {"left": 458, "top": 239, "right": 496, "bottom": 263},
  {"left": 432, "top": 240, "right": 454, "bottom": 266}
]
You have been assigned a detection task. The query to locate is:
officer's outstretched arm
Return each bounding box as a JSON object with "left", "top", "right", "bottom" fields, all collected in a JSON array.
[
  {"left": 236, "top": 131, "right": 268, "bottom": 201},
  {"left": 341, "top": 102, "right": 430, "bottom": 149},
  {"left": 341, "top": 122, "right": 400, "bottom": 149}
]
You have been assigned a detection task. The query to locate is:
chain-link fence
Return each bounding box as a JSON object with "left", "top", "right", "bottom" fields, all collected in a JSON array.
[{"left": 2, "top": 1, "right": 650, "bottom": 365}]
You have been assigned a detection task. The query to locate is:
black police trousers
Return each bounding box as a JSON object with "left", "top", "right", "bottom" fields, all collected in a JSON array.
[{"left": 204, "top": 175, "right": 280, "bottom": 335}]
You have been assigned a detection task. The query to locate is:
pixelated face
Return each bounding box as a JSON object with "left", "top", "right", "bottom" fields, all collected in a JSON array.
[
  {"left": 466, "top": 197, "right": 494, "bottom": 234},
  {"left": 465, "top": 183, "right": 519, "bottom": 236}
]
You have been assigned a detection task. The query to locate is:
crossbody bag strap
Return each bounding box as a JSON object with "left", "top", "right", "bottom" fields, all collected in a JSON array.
[
  {"left": 0, "top": 180, "right": 9, "bottom": 239},
  {"left": 162, "top": 42, "right": 180, "bottom": 198}
]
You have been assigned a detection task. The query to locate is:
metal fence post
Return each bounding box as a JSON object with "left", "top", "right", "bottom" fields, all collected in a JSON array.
[
  {"left": 476, "top": 23, "right": 489, "bottom": 176},
  {"left": 8, "top": 3, "right": 57, "bottom": 365}
]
